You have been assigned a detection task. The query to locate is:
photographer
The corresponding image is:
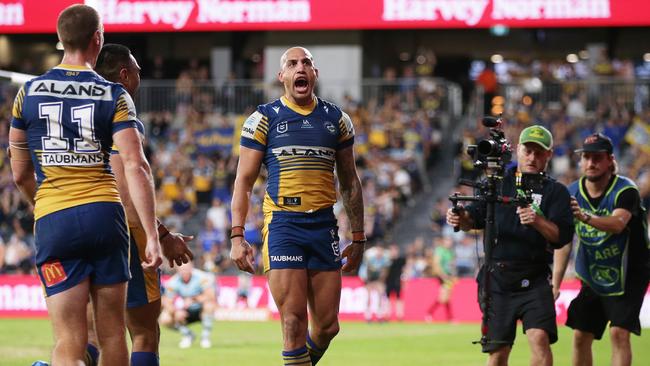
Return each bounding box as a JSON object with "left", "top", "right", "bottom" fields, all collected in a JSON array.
[
  {"left": 554, "top": 133, "right": 649, "bottom": 366},
  {"left": 447, "top": 125, "right": 574, "bottom": 366}
]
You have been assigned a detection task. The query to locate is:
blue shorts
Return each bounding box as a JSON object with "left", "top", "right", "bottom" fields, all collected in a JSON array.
[
  {"left": 35, "top": 202, "right": 130, "bottom": 297},
  {"left": 262, "top": 207, "right": 341, "bottom": 272},
  {"left": 126, "top": 225, "right": 162, "bottom": 308}
]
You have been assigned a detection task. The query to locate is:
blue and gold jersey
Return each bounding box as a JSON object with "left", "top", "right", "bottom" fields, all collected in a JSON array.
[
  {"left": 240, "top": 96, "right": 355, "bottom": 217},
  {"left": 111, "top": 118, "right": 145, "bottom": 154},
  {"left": 11, "top": 64, "right": 138, "bottom": 220}
]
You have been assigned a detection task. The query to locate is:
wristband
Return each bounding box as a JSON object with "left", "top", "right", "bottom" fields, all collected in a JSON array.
[
  {"left": 158, "top": 221, "right": 170, "bottom": 240},
  {"left": 230, "top": 234, "right": 244, "bottom": 239},
  {"left": 352, "top": 239, "right": 367, "bottom": 245},
  {"left": 352, "top": 232, "right": 366, "bottom": 242}
]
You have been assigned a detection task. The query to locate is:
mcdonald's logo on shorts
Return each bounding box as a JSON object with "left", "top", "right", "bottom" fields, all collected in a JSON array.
[{"left": 41, "top": 260, "right": 67, "bottom": 287}]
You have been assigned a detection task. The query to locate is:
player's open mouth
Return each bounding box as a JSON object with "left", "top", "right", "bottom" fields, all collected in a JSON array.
[{"left": 294, "top": 77, "right": 309, "bottom": 93}]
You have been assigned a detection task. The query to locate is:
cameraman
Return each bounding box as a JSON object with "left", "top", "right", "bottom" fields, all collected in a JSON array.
[{"left": 447, "top": 125, "right": 574, "bottom": 366}]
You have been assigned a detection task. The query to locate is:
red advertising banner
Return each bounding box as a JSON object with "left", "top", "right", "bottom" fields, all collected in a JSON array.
[
  {"left": 1, "top": 275, "right": 648, "bottom": 326},
  {"left": 1, "top": 0, "right": 650, "bottom": 34}
]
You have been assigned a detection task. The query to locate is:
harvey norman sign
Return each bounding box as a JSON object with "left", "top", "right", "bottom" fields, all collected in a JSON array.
[{"left": 0, "top": 0, "right": 648, "bottom": 33}]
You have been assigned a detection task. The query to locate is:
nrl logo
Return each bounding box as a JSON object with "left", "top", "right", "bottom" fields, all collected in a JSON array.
[{"left": 277, "top": 121, "right": 288, "bottom": 134}]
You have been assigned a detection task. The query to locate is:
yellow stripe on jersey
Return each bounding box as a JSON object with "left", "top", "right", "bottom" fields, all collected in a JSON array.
[
  {"left": 113, "top": 92, "right": 137, "bottom": 123},
  {"left": 12, "top": 86, "right": 25, "bottom": 119},
  {"left": 262, "top": 212, "right": 273, "bottom": 272},
  {"left": 131, "top": 224, "right": 162, "bottom": 303},
  {"left": 263, "top": 168, "right": 336, "bottom": 215},
  {"left": 34, "top": 164, "right": 120, "bottom": 220},
  {"left": 281, "top": 95, "right": 316, "bottom": 116},
  {"left": 338, "top": 112, "right": 355, "bottom": 144}
]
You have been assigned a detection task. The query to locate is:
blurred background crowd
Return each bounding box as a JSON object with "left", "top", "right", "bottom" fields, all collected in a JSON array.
[{"left": 2, "top": 42, "right": 650, "bottom": 292}]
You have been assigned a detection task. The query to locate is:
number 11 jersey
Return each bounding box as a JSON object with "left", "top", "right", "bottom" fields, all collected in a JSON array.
[{"left": 11, "top": 64, "right": 138, "bottom": 220}]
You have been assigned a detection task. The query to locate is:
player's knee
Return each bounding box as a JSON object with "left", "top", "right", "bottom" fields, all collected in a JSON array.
[
  {"left": 489, "top": 347, "right": 511, "bottom": 365},
  {"left": 315, "top": 321, "right": 340, "bottom": 341},
  {"left": 527, "top": 329, "right": 550, "bottom": 348},
  {"left": 609, "top": 327, "right": 630, "bottom": 345},
  {"left": 282, "top": 313, "right": 307, "bottom": 336},
  {"left": 574, "top": 330, "right": 593, "bottom": 348},
  {"left": 131, "top": 328, "right": 160, "bottom": 353}
]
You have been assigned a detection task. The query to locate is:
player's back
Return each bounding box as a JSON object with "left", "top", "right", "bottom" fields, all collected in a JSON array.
[{"left": 12, "top": 64, "right": 137, "bottom": 220}]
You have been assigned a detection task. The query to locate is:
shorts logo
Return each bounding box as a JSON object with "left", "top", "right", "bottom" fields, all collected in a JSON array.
[
  {"left": 41, "top": 260, "right": 67, "bottom": 287},
  {"left": 331, "top": 241, "right": 340, "bottom": 257},
  {"left": 271, "top": 255, "right": 303, "bottom": 262},
  {"left": 277, "top": 121, "right": 288, "bottom": 134}
]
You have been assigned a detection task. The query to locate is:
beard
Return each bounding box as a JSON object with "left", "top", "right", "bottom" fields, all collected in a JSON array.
[{"left": 585, "top": 170, "right": 608, "bottom": 182}]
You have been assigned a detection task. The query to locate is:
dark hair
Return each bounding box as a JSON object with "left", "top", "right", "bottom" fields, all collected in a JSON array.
[
  {"left": 95, "top": 44, "right": 132, "bottom": 82},
  {"left": 57, "top": 4, "right": 101, "bottom": 52}
]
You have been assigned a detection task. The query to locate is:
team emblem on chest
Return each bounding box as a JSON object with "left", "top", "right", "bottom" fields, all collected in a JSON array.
[{"left": 277, "top": 121, "right": 288, "bottom": 134}]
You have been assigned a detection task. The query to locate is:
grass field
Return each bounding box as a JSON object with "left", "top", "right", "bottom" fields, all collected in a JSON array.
[{"left": 0, "top": 319, "right": 648, "bottom": 365}]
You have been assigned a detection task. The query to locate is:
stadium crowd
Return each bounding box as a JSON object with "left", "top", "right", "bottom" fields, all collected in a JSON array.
[{"left": 2, "top": 55, "right": 650, "bottom": 285}]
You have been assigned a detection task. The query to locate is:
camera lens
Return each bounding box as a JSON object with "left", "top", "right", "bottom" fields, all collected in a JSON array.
[{"left": 477, "top": 139, "right": 497, "bottom": 156}]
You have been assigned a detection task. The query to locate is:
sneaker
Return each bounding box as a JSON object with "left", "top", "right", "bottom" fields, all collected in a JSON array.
[
  {"left": 31, "top": 362, "right": 49, "bottom": 366},
  {"left": 179, "top": 335, "right": 194, "bottom": 349},
  {"left": 200, "top": 338, "right": 212, "bottom": 349}
]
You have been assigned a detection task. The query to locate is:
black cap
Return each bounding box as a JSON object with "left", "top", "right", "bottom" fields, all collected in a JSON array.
[{"left": 575, "top": 133, "right": 613, "bottom": 154}]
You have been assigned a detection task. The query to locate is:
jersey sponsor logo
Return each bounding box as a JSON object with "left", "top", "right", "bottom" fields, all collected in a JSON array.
[
  {"left": 28, "top": 80, "right": 113, "bottom": 101},
  {"left": 41, "top": 260, "right": 67, "bottom": 287},
  {"left": 270, "top": 255, "right": 303, "bottom": 262},
  {"left": 282, "top": 197, "right": 301, "bottom": 206},
  {"left": 41, "top": 152, "right": 104, "bottom": 166},
  {"left": 242, "top": 111, "right": 263, "bottom": 139},
  {"left": 277, "top": 120, "right": 288, "bottom": 133},
  {"left": 272, "top": 145, "right": 336, "bottom": 160},
  {"left": 301, "top": 119, "right": 313, "bottom": 128}
]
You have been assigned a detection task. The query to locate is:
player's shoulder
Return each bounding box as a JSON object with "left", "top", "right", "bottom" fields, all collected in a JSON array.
[
  {"left": 616, "top": 175, "right": 638, "bottom": 189},
  {"left": 316, "top": 97, "right": 344, "bottom": 118}
]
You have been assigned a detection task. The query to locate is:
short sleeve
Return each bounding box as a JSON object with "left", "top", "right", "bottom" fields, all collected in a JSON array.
[
  {"left": 240, "top": 110, "right": 268, "bottom": 151},
  {"left": 10, "top": 86, "right": 26, "bottom": 130},
  {"left": 337, "top": 111, "right": 355, "bottom": 150},
  {"left": 112, "top": 91, "right": 138, "bottom": 134}
]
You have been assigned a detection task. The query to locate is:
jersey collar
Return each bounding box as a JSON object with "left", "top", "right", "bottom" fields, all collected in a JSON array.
[{"left": 281, "top": 95, "right": 317, "bottom": 116}]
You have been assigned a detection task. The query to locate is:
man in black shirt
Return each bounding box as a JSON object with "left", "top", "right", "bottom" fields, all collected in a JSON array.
[
  {"left": 385, "top": 244, "right": 406, "bottom": 321},
  {"left": 554, "top": 133, "right": 650, "bottom": 366},
  {"left": 447, "top": 125, "right": 574, "bottom": 366}
]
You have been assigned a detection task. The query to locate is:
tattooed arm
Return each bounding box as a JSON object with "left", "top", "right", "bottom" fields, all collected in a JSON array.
[{"left": 336, "top": 145, "right": 365, "bottom": 272}]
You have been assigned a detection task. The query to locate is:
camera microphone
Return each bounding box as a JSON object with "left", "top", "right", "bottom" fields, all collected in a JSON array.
[{"left": 482, "top": 116, "right": 500, "bottom": 127}]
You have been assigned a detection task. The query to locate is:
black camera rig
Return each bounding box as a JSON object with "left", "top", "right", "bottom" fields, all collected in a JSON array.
[{"left": 449, "top": 116, "right": 546, "bottom": 347}]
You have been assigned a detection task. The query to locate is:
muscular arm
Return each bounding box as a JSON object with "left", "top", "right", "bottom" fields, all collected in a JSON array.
[
  {"left": 229, "top": 146, "right": 263, "bottom": 273},
  {"left": 8, "top": 128, "right": 36, "bottom": 206},
  {"left": 113, "top": 127, "right": 161, "bottom": 269},
  {"left": 230, "top": 146, "right": 264, "bottom": 227},
  {"left": 110, "top": 153, "right": 140, "bottom": 227},
  {"left": 335, "top": 146, "right": 364, "bottom": 232}
]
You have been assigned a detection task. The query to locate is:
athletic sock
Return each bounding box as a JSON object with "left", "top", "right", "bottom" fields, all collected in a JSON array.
[
  {"left": 84, "top": 343, "right": 99, "bottom": 366},
  {"left": 282, "top": 346, "right": 312, "bottom": 366},
  {"left": 131, "top": 352, "right": 159, "bottom": 366},
  {"left": 178, "top": 325, "right": 192, "bottom": 337},
  {"left": 201, "top": 313, "right": 214, "bottom": 339},
  {"left": 306, "top": 333, "right": 327, "bottom": 365}
]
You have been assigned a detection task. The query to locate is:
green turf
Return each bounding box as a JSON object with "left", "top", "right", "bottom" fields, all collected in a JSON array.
[{"left": 0, "top": 319, "right": 647, "bottom": 365}]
